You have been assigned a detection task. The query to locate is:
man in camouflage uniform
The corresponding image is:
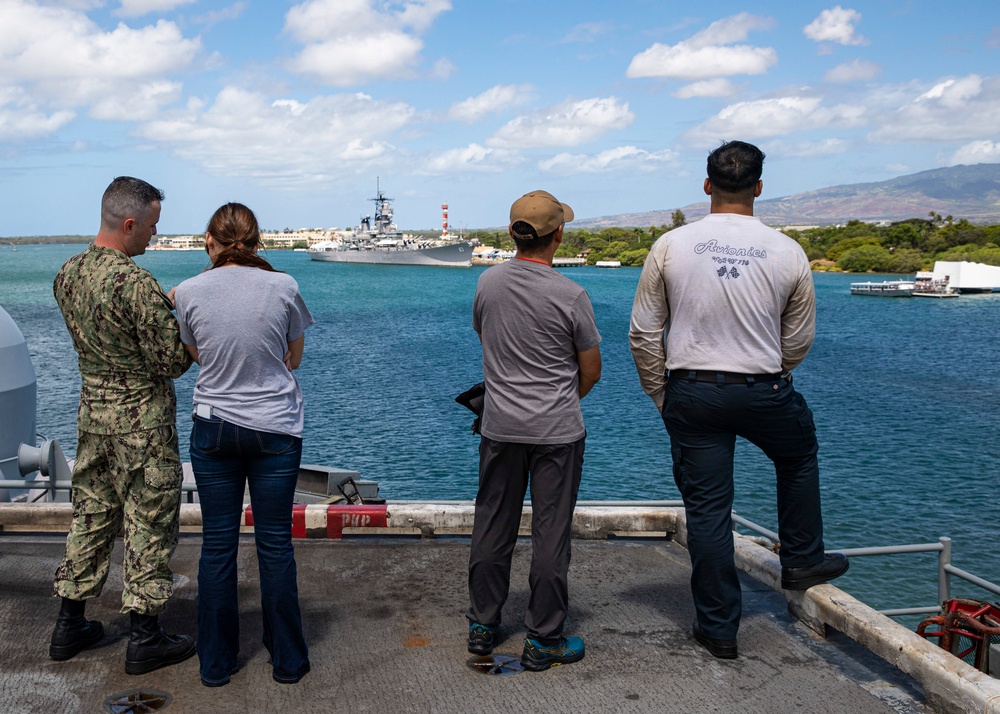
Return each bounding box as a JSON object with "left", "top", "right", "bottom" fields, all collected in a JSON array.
[{"left": 50, "top": 176, "right": 196, "bottom": 675}]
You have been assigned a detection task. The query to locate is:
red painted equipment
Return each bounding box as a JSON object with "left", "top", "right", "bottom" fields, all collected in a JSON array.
[
  {"left": 243, "top": 503, "right": 389, "bottom": 540},
  {"left": 917, "top": 597, "right": 1000, "bottom": 673}
]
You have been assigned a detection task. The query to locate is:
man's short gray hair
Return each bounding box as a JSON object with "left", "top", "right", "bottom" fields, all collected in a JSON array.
[{"left": 101, "top": 176, "right": 165, "bottom": 229}]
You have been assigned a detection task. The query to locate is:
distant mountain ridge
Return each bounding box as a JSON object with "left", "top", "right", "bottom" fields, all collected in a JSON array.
[{"left": 574, "top": 163, "right": 1000, "bottom": 228}]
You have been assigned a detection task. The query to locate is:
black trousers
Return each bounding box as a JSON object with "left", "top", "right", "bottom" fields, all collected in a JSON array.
[
  {"left": 662, "top": 376, "right": 825, "bottom": 640},
  {"left": 467, "top": 435, "right": 585, "bottom": 644}
]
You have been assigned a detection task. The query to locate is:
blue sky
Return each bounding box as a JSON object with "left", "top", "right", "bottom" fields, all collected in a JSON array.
[{"left": 1, "top": 0, "right": 999, "bottom": 235}]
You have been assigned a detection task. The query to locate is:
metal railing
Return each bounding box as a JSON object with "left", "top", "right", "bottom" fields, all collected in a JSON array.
[
  {"left": 732, "top": 513, "right": 1000, "bottom": 617},
  {"left": 0, "top": 478, "right": 200, "bottom": 502}
]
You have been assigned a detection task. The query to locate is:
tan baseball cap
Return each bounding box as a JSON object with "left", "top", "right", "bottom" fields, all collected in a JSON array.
[{"left": 509, "top": 190, "right": 574, "bottom": 237}]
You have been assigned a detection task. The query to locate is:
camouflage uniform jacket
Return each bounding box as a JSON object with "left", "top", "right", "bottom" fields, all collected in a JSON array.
[{"left": 53, "top": 243, "right": 192, "bottom": 435}]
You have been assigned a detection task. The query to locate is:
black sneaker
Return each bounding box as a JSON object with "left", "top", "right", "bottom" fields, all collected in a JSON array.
[
  {"left": 468, "top": 622, "right": 498, "bottom": 655},
  {"left": 520, "top": 636, "right": 585, "bottom": 671}
]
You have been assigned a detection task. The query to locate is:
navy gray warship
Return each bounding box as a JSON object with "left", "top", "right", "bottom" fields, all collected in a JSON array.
[{"left": 308, "top": 182, "right": 473, "bottom": 267}]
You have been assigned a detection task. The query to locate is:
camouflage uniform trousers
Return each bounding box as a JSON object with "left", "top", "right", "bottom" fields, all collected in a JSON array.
[{"left": 53, "top": 424, "right": 183, "bottom": 615}]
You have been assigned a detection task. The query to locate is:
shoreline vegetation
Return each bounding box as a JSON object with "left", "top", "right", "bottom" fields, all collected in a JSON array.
[
  {"left": 457, "top": 210, "right": 1000, "bottom": 272},
  {"left": 6, "top": 211, "right": 1000, "bottom": 273}
]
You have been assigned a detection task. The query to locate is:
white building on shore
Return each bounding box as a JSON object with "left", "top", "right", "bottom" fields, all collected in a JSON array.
[
  {"left": 261, "top": 229, "right": 343, "bottom": 248},
  {"left": 149, "top": 235, "right": 205, "bottom": 250}
]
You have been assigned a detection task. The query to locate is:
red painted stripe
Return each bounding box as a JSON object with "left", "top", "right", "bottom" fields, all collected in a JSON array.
[
  {"left": 241, "top": 503, "right": 388, "bottom": 539},
  {"left": 326, "top": 505, "right": 388, "bottom": 539},
  {"left": 291, "top": 504, "right": 307, "bottom": 539}
]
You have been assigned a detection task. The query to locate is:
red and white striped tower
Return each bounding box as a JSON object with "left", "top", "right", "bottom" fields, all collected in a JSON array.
[{"left": 441, "top": 204, "right": 449, "bottom": 238}]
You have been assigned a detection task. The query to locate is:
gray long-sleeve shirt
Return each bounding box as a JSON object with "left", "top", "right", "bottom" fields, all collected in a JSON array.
[{"left": 629, "top": 213, "right": 815, "bottom": 410}]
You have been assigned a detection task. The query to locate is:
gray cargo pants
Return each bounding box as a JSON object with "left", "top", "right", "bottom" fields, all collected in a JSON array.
[{"left": 467, "top": 435, "right": 585, "bottom": 644}]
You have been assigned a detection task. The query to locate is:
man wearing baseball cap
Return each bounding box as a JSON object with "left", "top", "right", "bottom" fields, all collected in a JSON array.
[{"left": 466, "top": 190, "right": 602, "bottom": 671}]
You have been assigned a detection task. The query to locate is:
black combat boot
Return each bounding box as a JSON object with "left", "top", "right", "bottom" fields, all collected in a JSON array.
[
  {"left": 124, "top": 611, "right": 196, "bottom": 675},
  {"left": 49, "top": 597, "right": 104, "bottom": 660}
]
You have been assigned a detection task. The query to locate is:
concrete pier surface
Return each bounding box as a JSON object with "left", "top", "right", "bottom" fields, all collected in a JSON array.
[{"left": 0, "top": 533, "right": 938, "bottom": 714}]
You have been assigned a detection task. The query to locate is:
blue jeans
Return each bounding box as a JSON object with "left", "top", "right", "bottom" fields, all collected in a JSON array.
[
  {"left": 662, "top": 377, "right": 825, "bottom": 640},
  {"left": 190, "top": 415, "right": 310, "bottom": 685}
]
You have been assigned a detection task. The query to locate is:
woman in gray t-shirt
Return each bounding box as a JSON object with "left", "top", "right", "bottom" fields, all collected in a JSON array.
[{"left": 174, "top": 203, "right": 314, "bottom": 688}]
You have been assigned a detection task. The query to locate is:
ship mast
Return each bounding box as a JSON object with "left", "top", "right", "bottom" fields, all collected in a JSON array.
[{"left": 367, "top": 177, "right": 398, "bottom": 237}]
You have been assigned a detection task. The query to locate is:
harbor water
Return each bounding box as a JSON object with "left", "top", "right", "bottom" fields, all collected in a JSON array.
[{"left": 1, "top": 244, "right": 998, "bottom": 620}]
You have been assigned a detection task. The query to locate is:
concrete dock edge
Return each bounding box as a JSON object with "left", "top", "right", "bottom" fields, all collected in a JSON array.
[
  {"left": 2, "top": 501, "right": 998, "bottom": 713},
  {"left": 724, "top": 525, "right": 1000, "bottom": 714}
]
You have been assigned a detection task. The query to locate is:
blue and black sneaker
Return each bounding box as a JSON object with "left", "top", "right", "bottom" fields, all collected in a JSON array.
[
  {"left": 468, "top": 622, "right": 498, "bottom": 655},
  {"left": 520, "top": 635, "right": 585, "bottom": 671}
]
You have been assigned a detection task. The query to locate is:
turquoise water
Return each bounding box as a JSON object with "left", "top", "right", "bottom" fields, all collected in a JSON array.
[{"left": 1, "top": 244, "right": 998, "bottom": 617}]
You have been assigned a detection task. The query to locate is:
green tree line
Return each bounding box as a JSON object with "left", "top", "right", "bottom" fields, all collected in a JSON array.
[
  {"left": 466, "top": 210, "right": 1000, "bottom": 271},
  {"left": 786, "top": 213, "right": 1000, "bottom": 272}
]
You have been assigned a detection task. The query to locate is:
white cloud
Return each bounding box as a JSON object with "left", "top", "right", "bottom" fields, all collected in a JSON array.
[
  {"left": 702, "top": 74, "right": 1000, "bottom": 148},
  {"left": 561, "top": 22, "right": 612, "bottom": 44},
  {"left": 689, "top": 95, "right": 866, "bottom": 140},
  {"left": 192, "top": 2, "right": 246, "bottom": 28},
  {"left": 90, "top": 80, "right": 184, "bottom": 121},
  {"left": 290, "top": 32, "right": 424, "bottom": 86},
  {"left": 687, "top": 13, "right": 774, "bottom": 47},
  {"left": 825, "top": 59, "right": 880, "bottom": 83},
  {"left": 629, "top": 45, "right": 777, "bottom": 79},
  {"left": 627, "top": 13, "right": 776, "bottom": 80},
  {"left": 487, "top": 97, "right": 634, "bottom": 149},
  {"left": 0, "top": 0, "right": 199, "bottom": 125},
  {"left": 766, "top": 138, "right": 850, "bottom": 158},
  {"left": 116, "top": 0, "right": 197, "bottom": 17},
  {"left": 285, "top": 0, "right": 451, "bottom": 85},
  {"left": 949, "top": 141, "right": 1000, "bottom": 165},
  {"left": 285, "top": 0, "right": 373, "bottom": 41},
  {"left": 284, "top": 0, "right": 449, "bottom": 40},
  {"left": 674, "top": 79, "right": 739, "bottom": 98},
  {"left": 804, "top": 6, "right": 867, "bottom": 46},
  {"left": 47, "top": 0, "right": 103, "bottom": 9},
  {"left": 869, "top": 74, "right": 1000, "bottom": 142},
  {"left": 422, "top": 144, "right": 522, "bottom": 173},
  {"left": 396, "top": 0, "right": 451, "bottom": 32},
  {"left": 0, "top": 5, "right": 200, "bottom": 84},
  {"left": 0, "top": 87, "right": 75, "bottom": 141},
  {"left": 139, "top": 87, "right": 417, "bottom": 183},
  {"left": 917, "top": 75, "right": 982, "bottom": 108},
  {"left": 448, "top": 85, "right": 533, "bottom": 123},
  {"left": 539, "top": 146, "right": 676, "bottom": 174},
  {"left": 431, "top": 58, "right": 455, "bottom": 80}
]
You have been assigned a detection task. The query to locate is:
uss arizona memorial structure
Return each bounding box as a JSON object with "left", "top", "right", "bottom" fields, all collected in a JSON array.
[{"left": 926, "top": 260, "right": 1000, "bottom": 293}]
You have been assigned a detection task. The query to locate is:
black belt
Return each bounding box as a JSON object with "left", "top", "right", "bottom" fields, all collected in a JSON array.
[{"left": 668, "top": 370, "right": 783, "bottom": 385}]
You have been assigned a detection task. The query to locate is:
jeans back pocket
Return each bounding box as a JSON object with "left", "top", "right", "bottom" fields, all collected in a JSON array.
[
  {"left": 191, "top": 417, "right": 224, "bottom": 455},
  {"left": 255, "top": 430, "right": 298, "bottom": 455}
]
